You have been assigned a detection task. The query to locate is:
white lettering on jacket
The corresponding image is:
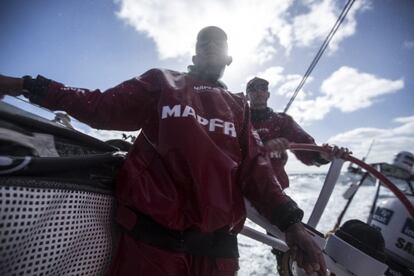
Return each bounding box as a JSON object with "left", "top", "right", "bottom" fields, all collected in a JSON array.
[
  {"left": 269, "top": 151, "right": 283, "bottom": 159},
  {"left": 193, "top": 85, "right": 215, "bottom": 92},
  {"left": 161, "top": 105, "right": 236, "bottom": 137},
  {"left": 62, "top": 87, "right": 86, "bottom": 93}
]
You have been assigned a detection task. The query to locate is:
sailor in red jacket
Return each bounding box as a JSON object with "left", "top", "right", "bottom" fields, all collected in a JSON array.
[
  {"left": 247, "top": 76, "right": 348, "bottom": 275},
  {"left": 246, "top": 77, "right": 337, "bottom": 189},
  {"left": 0, "top": 27, "right": 326, "bottom": 276}
]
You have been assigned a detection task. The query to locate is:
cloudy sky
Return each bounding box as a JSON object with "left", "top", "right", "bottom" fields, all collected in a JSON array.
[{"left": 1, "top": 0, "right": 413, "bottom": 172}]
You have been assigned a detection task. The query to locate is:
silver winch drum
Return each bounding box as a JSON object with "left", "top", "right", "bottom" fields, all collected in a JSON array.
[
  {"left": 0, "top": 102, "right": 125, "bottom": 276},
  {"left": 370, "top": 195, "right": 414, "bottom": 271}
]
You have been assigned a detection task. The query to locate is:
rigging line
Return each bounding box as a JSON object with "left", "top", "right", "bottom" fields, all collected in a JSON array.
[
  {"left": 283, "top": 0, "right": 356, "bottom": 113},
  {"left": 284, "top": 0, "right": 355, "bottom": 113},
  {"left": 362, "top": 139, "right": 375, "bottom": 162},
  {"left": 284, "top": 0, "right": 354, "bottom": 113}
]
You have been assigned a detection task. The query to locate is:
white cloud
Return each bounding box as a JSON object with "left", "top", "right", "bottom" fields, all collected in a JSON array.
[
  {"left": 394, "top": 114, "right": 414, "bottom": 124},
  {"left": 286, "top": 66, "right": 404, "bottom": 124},
  {"left": 292, "top": 0, "right": 339, "bottom": 48},
  {"left": 392, "top": 115, "right": 414, "bottom": 136},
  {"left": 320, "top": 66, "right": 404, "bottom": 112},
  {"left": 328, "top": 114, "right": 414, "bottom": 164},
  {"left": 403, "top": 40, "right": 414, "bottom": 49},
  {"left": 115, "top": 0, "right": 369, "bottom": 62},
  {"left": 249, "top": 66, "right": 286, "bottom": 89},
  {"left": 284, "top": 114, "right": 414, "bottom": 173},
  {"left": 277, "top": 74, "right": 304, "bottom": 97},
  {"left": 249, "top": 65, "right": 403, "bottom": 124},
  {"left": 290, "top": 0, "right": 370, "bottom": 52},
  {"left": 115, "top": 0, "right": 290, "bottom": 63},
  {"left": 250, "top": 66, "right": 311, "bottom": 98}
]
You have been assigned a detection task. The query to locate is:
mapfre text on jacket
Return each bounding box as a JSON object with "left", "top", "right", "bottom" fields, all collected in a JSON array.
[{"left": 161, "top": 105, "right": 237, "bottom": 137}]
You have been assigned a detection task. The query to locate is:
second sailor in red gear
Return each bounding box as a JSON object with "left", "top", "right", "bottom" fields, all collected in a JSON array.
[{"left": 246, "top": 77, "right": 331, "bottom": 189}]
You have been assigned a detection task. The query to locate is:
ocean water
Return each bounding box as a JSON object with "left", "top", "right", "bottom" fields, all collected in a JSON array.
[{"left": 237, "top": 172, "right": 398, "bottom": 276}]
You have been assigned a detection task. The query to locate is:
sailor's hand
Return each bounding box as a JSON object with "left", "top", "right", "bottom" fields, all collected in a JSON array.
[
  {"left": 319, "top": 144, "right": 351, "bottom": 162},
  {"left": 0, "top": 75, "right": 25, "bottom": 99},
  {"left": 285, "top": 223, "right": 327, "bottom": 275},
  {"left": 264, "top": 137, "right": 290, "bottom": 152}
]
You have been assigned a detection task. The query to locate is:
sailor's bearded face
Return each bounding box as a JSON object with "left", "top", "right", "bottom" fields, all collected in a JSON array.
[{"left": 193, "top": 26, "right": 232, "bottom": 72}]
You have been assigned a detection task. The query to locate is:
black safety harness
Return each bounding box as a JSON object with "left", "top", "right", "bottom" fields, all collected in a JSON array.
[{"left": 116, "top": 205, "right": 239, "bottom": 258}]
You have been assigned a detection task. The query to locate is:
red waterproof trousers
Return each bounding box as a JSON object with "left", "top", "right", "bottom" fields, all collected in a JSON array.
[{"left": 108, "top": 234, "right": 239, "bottom": 276}]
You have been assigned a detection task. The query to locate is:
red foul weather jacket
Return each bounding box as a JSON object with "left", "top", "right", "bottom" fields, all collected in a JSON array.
[
  {"left": 25, "top": 69, "right": 301, "bottom": 234},
  {"left": 251, "top": 108, "right": 326, "bottom": 189}
]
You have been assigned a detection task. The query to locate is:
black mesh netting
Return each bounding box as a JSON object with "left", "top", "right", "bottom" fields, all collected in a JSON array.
[{"left": 0, "top": 179, "right": 116, "bottom": 276}]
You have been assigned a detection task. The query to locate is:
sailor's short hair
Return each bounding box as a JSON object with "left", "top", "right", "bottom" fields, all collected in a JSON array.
[{"left": 246, "top": 77, "right": 269, "bottom": 93}]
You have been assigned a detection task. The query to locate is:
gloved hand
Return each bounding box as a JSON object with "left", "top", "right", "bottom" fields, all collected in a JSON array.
[
  {"left": 264, "top": 137, "right": 290, "bottom": 153},
  {"left": 319, "top": 143, "right": 351, "bottom": 162},
  {"left": 285, "top": 222, "right": 327, "bottom": 275}
]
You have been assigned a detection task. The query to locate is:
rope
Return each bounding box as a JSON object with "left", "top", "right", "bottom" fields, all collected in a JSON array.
[{"left": 283, "top": 0, "right": 356, "bottom": 113}]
